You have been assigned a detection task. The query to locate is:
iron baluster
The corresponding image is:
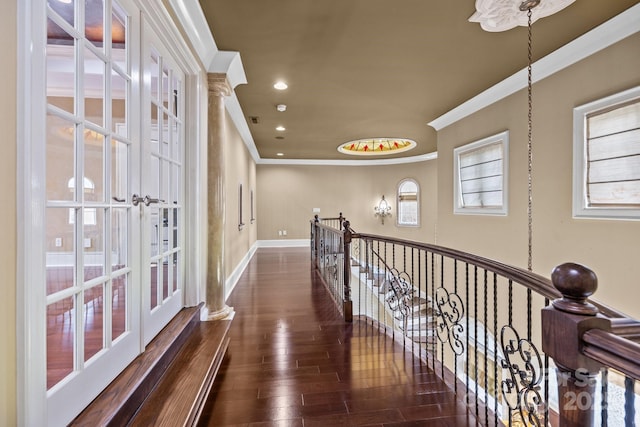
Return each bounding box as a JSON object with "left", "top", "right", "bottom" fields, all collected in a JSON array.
[
  {"left": 493, "top": 272, "right": 498, "bottom": 427},
  {"left": 474, "top": 265, "right": 479, "bottom": 419},
  {"left": 625, "top": 376, "right": 635, "bottom": 426},
  {"left": 466, "top": 262, "right": 470, "bottom": 407},
  {"left": 440, "top": 255, "right": 445, "bottom": 380},
  {"left": 544, "top": 297, "right": 550, "bottom": 427},
  {"left": 484, "top": 268, "right": 489, "bottom": 426},
  {"left": 601, "top": 368, "right": 608, "bottom": 426},
  {"left": 454, "top": 260, "right": 458, "bottom": 395}
]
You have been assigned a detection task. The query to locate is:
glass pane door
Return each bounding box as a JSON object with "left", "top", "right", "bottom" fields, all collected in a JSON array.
[
  {"left": 142, "top": 22, "right": 185, "bottom": 344},
  {"left": 44, "top": 0, "right": 141, "bottom": 424}
]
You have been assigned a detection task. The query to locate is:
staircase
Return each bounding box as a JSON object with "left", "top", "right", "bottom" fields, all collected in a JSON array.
[{"left": 355, "top": 262, "right": 437, "bottom": 350}]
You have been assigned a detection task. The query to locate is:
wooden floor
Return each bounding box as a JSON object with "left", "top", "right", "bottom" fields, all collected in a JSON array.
[{"left": 198, "top": 247, "right": 479, "bottom": 427}]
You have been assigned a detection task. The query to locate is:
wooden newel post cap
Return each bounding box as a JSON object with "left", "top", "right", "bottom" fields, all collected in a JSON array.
[
  {"left": 314, "top": 214, "right": 319, "bottom": 222},
  {"left": 343, "top": 220, "right": 350, "bottom": 231},
  {"left": 551, "top": 262, "right": 599, "bottom": 315}
]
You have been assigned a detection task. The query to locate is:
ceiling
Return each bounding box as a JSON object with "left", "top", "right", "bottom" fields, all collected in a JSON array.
[{"left": 199, "top": 0, "right": 638, "bottom": 161}]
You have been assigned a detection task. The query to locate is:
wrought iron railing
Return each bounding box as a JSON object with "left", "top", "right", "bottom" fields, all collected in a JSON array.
[{"left": 310, "top": 215, "right": 640, "bottom": 426}]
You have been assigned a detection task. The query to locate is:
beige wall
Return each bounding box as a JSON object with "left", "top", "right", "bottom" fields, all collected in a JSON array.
[
  {"left": 256, "top": 160, "right": 438, "bottom": 243},
  {"left": 224, "top": 111, "right": 257, "bottom": 287},
  {"left": 437, "top": 32, "right": 640, "bottom": 318},
  {"left": 2, "top": 0, "right": 17, "bottom": 424}
]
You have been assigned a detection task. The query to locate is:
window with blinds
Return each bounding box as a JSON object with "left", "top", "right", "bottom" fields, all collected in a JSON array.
[
  {"left": 454, "top": 131, "right": 509, "bottom": 215},
  {"left": 397, "top": 179, "right": 419, "bottom": 226},
  {"left": 573, "top": 86, "right": 640, "bottom": 220}
]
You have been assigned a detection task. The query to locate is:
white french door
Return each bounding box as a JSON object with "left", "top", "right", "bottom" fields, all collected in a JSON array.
[
  {"left": 141, "top": 21, "right": 185, "bottom": 344},
  {"left": 38, "top": 1, "right": 185, "bottom": 425},
  {"left": 43, "top": 0, "right": 142, "bottom": 424}
]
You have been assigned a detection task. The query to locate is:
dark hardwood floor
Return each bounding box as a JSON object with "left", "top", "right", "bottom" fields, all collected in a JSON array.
[{"left": 198, "top": 247, "right": 479, "bottom": 427}]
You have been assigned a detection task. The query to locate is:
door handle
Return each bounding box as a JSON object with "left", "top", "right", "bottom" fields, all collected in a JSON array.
[
  {"left": 143, "top": 195, "right": 166, "bottom": 206},
  {"left": 132, "top": 194, "right": 145, "bottom": 206}
]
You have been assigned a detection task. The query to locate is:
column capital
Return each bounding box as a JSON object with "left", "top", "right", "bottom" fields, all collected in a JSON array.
[{"left": 207, "top": 73, "right": 233, "bottom": 97}]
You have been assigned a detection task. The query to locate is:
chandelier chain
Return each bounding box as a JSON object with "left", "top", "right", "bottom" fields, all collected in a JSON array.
[{"left": 526, "top": 7, "right": 534, "bottom": 273}]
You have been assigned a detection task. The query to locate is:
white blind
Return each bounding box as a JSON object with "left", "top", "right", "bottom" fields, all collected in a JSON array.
[
  {"left": 459, "top": 142, "right": 503, "bottom": 207},
  {"left": 586, "top": 100, "right": 640, "bottom": 206}
]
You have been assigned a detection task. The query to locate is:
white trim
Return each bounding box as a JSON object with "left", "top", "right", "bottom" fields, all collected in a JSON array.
[
  {"left": 429, "top": 3, "right": 640, "bottom": 131},
  {"left": 258, "top": 152, "right": 438, "bottom": 166},
  {"left": 165, "top": 0, "right": 219, "bottom": 69},
  {"left": 257, "top": 239, "right": 311, "bottom": 248},
  {"left": 137, "top": 0, "right": 201, "bottom": 75},
  {"left": 226, "top": 93, "right": 261, "bottom": 161},
  {"left": 184, "top": 73, "right": 207, "bottom": 307},
  {"left": 210, "top": 51, "right": 247, "bottom": 89},
  {"left": 572, "top": 86, "right": 640, "bottom": 221},
  {"left": 18, "top": 0, "right": 48, "bottom": 424},
  {"left": 225, "top": 242, "right": 258, "bottom": 301}
]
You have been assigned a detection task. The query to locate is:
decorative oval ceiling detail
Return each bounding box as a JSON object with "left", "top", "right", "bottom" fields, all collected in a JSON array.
[{"left": 337, "top": 138, "right": 417, "bottom": 156}]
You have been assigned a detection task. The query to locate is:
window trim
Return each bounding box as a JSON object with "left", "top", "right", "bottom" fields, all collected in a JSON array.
[
  {"left": 396, "top": 178, "right": 420, "bottom": 227},
  {"left": 572, "top": 86, "right": 640, "bottom": 221},
  {"left": 453, "top": 131, "right": 509, "bottom": 216}
]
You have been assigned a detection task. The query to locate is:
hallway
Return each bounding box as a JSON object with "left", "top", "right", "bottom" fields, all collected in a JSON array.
[{"left": 198, "top": 247, "right": 479, "bottom": 426}]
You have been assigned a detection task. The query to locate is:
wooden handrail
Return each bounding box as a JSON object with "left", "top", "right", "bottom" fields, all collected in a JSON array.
[{"left": 583, "top": 328, "right": 640, "bottom": 381}]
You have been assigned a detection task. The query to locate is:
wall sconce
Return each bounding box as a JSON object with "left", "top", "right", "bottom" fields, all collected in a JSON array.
[{"left": 374, "top": 195, "right": 392, "bottom": 224}]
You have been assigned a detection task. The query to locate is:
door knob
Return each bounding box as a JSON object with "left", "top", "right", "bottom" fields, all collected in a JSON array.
[
  {"left": 132, "top": 194, "right": 145, "bottom": 206},
  {"left": 143, "top": 195, "right": 166, "bottom": 206}
]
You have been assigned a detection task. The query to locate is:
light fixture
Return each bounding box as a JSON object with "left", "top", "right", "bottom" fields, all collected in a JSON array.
[
  {"left": 276, "top": 104, "right": 287, "bottom": 112},
  {"left": 374, "top": 196, "right": 392, "bottom": 224},
  {"left": 57, "top": 0, "right": 72, "bottom": 4},
  {"left": 276, "top": 125, "right": 286, "bottom": 131},
  {"left": 273, "top": 81, "right": 288, "bottom": 90},
  {"left": 468, "top": 0, "right": 573, "bottom": 32},
  {"left": 276, "top": 153, "right": 284, "bottom": 156},
  {"left": 338, "top": 138, "right": 416, "bottom": 156}
]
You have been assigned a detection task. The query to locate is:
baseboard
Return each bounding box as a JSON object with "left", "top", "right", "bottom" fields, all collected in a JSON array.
[
  {"left": 257, "top": 239, "right": 310, "bottom": 248},
  {"left": 225, "top": 242, "right": 258, "bottom": 301}
]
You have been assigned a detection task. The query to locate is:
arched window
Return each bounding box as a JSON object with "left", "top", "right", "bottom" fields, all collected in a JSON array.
[{"left": 397, "top": 179, "right": 419, "bottom": 226}]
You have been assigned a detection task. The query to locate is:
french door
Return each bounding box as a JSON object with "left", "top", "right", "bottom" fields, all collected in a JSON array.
[
  {"left": 41, "top": 1, "right": 185, "bottom": 424},
  {"left": 141, "top": 22, "right": 185, "bottom": 344}
]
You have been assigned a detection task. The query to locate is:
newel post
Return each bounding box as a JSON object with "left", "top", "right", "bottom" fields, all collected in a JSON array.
[
  {"left": 542, "top": 263, "right": 611, "bottom": 427},
  {"left": 342, "top": 220, "right": 353, "bottom": 322}
]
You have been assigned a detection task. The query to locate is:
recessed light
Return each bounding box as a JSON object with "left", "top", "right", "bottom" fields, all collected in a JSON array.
[
  {"left": 58, "top": 0, "right": 72, "bottom": 3},
  {"left": 276, "top": 126, "right": 286, "bottom": 132},
  {"left": 277, "top": 153, "right": 284, "bottom": 156},
  {"left": 276, "top": 104, "right": 287, "bottom": 112},
  {"left": 274, "top": 81, "right": 288, "bottom": 90}
]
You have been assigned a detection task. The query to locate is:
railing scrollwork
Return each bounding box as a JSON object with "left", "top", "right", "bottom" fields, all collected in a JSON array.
[
  {"left": 500, "top": 324, "right": 544, "bottom": 427},
  {"left": 434, "top": 287, "right": 465, "bottom": 356}
]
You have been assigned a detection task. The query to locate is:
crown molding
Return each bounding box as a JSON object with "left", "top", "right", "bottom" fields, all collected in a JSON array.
[{"left": 257, "top": 152, "right": 438, "bottom": 166}]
